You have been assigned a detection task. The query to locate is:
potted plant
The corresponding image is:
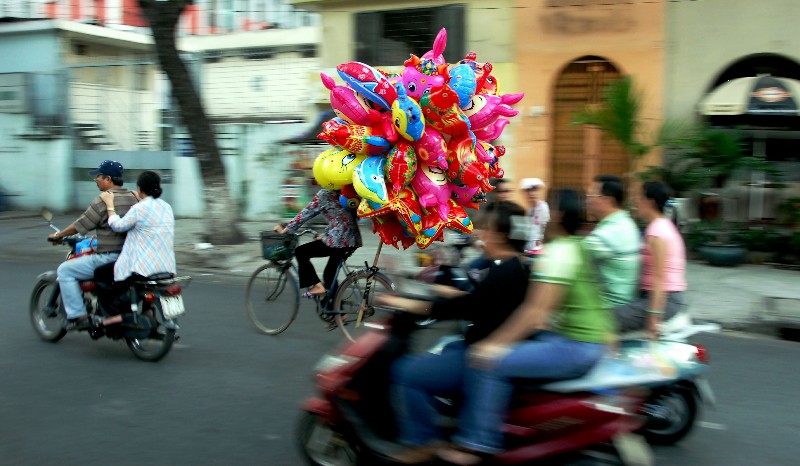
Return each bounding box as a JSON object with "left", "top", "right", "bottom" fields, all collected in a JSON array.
[
  {"left": 778, "top": 196, "right": 800, "bottom": 230},
  {"left": 694, "top": 221, "right": 747, "bottom": 266}
]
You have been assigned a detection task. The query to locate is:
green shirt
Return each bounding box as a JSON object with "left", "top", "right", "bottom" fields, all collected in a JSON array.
[
  {"left": 583, "top": 210, "right": 642, "bottom": 309},
  {"left": 534, "top": 237, "right": 614, "bottom": 343}
]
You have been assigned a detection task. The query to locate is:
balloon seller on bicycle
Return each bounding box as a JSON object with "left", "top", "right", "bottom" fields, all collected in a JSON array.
[{"left": 273, "top": 188, "right": 362, "bottom": 299}]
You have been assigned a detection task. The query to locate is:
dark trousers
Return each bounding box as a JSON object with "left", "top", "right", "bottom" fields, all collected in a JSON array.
[{"left": 294, "top": 239, "right": 356, "bottom": 289}]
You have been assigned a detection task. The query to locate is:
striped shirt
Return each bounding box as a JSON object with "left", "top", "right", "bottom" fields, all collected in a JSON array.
[
  {"left": 73, "top": 187, "right": 139, "bottom": 253},
  {"left": 108, "top": 196, "right": 176, "bottom": 282}
]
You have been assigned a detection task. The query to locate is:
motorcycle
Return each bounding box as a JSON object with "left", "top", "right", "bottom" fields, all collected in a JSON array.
[
  {"left": 29, "top": 209, "right": 189, "bottom": 362},
  {"left": 618, "top": 313, "right": 719, "bottom": 445},
  {"left": 297, "top": 301, "right": 675, "bottom": 465}
]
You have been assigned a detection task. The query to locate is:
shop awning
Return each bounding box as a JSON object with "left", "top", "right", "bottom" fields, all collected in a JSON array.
[{"left": 698, "top": 75, "right": 800, "bottom": 116}]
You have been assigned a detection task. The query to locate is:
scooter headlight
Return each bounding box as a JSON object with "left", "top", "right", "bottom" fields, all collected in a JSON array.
[{"left": 313, "top": 354, "right": 359, "bottom": 374}]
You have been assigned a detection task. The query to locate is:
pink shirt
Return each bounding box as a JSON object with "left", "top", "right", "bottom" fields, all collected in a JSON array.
[{"left": 640, "top": 217, "right": 687, "bottom": 292}]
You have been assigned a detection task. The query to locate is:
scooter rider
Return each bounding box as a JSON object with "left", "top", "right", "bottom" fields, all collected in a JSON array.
[{"left": 48, "top": 160, "right": 138, "bottom": 330}]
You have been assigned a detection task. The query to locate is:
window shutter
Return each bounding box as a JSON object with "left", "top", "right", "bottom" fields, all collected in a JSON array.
[
  {"left": 355, "top": 12, "right": 381, "bottom": 64},
  {"left": 433, "top": 4, "right": 465, "bottom": 62}
]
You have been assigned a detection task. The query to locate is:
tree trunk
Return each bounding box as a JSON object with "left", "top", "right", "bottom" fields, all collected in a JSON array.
[{"left": 138, "top": 0, "right": 244, "bottom": 244}]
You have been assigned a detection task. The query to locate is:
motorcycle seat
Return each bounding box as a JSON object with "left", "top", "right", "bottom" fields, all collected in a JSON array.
[
  {"left": 619, "top": 311, "right": 693, "bottom": 340},
  {"left": 131, "top": 272, "right": 175, "bottom": 281}
]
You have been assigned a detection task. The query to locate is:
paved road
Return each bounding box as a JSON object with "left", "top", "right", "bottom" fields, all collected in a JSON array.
[{"left": 2, "top": 258, "right": 800, "bottom": 465}]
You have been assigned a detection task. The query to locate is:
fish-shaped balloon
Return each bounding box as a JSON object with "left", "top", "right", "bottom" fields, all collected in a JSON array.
[
  {"left": 447, "top": 63, "right": 477, "bottom": 108},
  {"left": 312, "top": 148, "right": 367, "bottom": 190},
  {"left": 336, "top": 61, "right": 398, "bottom": 111},
  {"left": 318, "top": 124, "right": 391, "bottom": 157},
  {"left": 391, "top": 83, "right": 425, "bottom": 142},
  {"left": 412, "top": 128, "right": 448, "bottom": 169},
  {"left": 320, "top": 73, "right": 380, "bottom": 126},
  {"left": 352, "top": 156, "right": 389, "bottom": 205},
  {"left": 384, "top": 141, "right": 417, "bottom": 195}
]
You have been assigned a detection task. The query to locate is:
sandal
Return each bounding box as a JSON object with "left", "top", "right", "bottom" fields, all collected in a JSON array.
[{"left": 436, "top": 445, "right": 487, "bottom": 466}]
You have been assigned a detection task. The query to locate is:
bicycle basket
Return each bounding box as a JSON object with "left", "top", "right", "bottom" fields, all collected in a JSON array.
[{"left": 260, "top": 232, "right": 297, "bottom": 261}]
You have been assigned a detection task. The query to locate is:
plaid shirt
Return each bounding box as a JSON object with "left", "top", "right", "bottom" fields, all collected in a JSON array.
[
  {"left": 108, "top": 196, "right": 176, "bottom": 281},
  {"left": 73, "top": 187, "right": 139, "bottom": 253}
]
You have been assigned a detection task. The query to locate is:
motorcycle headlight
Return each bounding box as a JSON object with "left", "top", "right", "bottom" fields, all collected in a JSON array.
[{"left": 313, "top": 354, "right": 359, "bottom": 374}]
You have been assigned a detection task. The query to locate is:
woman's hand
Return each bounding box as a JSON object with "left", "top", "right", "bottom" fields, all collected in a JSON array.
[
  {"left": 272, "top": 224, "right": 287, "bottom": 234},
  {"left": 99, "top": 191, "right": 114, "bottom": 207},
  {"left": 375, "top": 294, "right": 431, "bottom": 315},
  {"left": 468, "top": 341, "right": 512, "bottom": 369}
]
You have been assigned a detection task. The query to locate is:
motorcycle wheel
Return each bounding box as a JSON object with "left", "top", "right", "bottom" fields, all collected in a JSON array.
[
  {"left": 639, "top": 387, "right": 698, "bottom": 445},
  {"left": 296, "top": 412, "right": 359, "bottom": 466},
  {"left": 125, "top": 299, "right": 175, "bottom": 362},
  {"left": 29, "top": 278, "right": 67, "bottom": 342}
]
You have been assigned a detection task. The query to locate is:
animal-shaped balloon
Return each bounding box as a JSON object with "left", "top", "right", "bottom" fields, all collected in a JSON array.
[
  {"left": 336, "top": 61, "right": 398, "bottom": 111},
  {"left": 412, "top": 161, "right": 452, "bottom": 222},
  {"left": 370, "top": 215, "right": 416, "bottom": 250},
  {"left": 413, "top": 128, "right": 448, "bottom": 169},
  {"left": 318, "top": 124, "right": 391, "bottom": 157},
  {"left": 447, "top": 63, "right": 477, "bottom": 108},
  {"left": 422, "top": 28, "right": 448, "bottom": 65},
  {"left": 460, "top": 52, "right": 498, "bottom": 95},
  {"left": 474, "top": 118, "right": 510, "bottom": 141},
  {"left": 420, "top": 85, "right": 474, "bottom": 145},
  {"left": 447, "top": 151, "right": 493, "bottom": 192},
  {"left": 352, "top": 155, "right": 389, "bottom": 205},
  {"left": 391, "top": 83, "right": 425, "bottom": 142},
  {"left": 450, "top": 182, "right": 481, "bottom": 209},
  {"left": 322, "top": 116, "right": 348, "bottom": 133},
  {"left": 401, "top": 55, "right": 448, "bottom": 101},
  {"left": 320, "top": 73, "right": 380, "bottom": 126},
  {"left": 312, "top": 148, "right": 367, "bottom": 190},
  {"left": 339, "top": 184, "right": 360, "bottom": 210},
  {"left": 463, "top": 93, "right": 524, "bottom": 133},
  {"left": 475, "top": 141, "right": 506, "bottom": 179},
  {"left": 357, "top": 187, "right": 422, "bottom": 240},
  {"left": 384, "top": 141, "right": 417, "bottom": 195}
]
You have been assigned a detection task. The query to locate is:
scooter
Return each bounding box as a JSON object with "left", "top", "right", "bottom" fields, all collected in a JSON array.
[{"left": 297, "top": 306, "right": 677, "bottom": 465}]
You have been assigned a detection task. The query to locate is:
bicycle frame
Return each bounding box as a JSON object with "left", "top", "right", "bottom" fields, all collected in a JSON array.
[{"left": 354, "top": 242, "right": 383, "bottom": 327}]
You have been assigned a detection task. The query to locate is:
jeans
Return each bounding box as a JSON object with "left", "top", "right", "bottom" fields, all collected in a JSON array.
[
  {"left": 615, "top": 290, "right": 687, "bottom": 332},
  {"left": 57, "top": 252, "right": 119, "bottom": 319},
  {"left": 391, "top": 340, "right": 469, "bottom": 446},
  {"left": 453, "top": 331, "right": 606, "bottom": 453}
]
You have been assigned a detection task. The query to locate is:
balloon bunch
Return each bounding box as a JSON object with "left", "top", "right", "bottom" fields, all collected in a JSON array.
[{"left": 312, "top": 28, "right": 523, "bottom": 249}]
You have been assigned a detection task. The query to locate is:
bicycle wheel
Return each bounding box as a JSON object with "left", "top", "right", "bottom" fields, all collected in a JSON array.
[
  {"left": 333, "top": 271, "right": 394, "bottom": 342},
  {"left": 245, "top": 263, "right": 299, "bottom": 335}
]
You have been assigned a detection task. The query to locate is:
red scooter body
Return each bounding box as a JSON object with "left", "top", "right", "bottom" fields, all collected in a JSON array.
[{"left": 298, "top": 316, "right": 649, "bottom": 465}]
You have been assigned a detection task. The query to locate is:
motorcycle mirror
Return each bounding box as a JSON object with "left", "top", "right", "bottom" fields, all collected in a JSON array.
[{"left": 40, "top": 207, "right": 53, "bottom": 222}]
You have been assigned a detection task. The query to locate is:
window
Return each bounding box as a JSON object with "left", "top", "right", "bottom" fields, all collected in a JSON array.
[{"left": 355, "top": 4, "right": 465, "bottom": 66}]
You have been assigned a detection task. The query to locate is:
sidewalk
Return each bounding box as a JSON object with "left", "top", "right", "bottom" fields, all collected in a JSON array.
[{"left": 3, "top": 210, "right": 799, "bottom": 333}]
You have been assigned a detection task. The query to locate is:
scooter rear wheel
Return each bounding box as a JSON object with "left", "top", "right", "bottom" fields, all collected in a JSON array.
[
  {"left": 296, "top": 412, "right": 359, "bottom": 466},
  {"left": 125, "top": 299, "right": 176, "bottom": 362},
  {"left": 29, "top": 278, "right": 67, "bottom": 342}
]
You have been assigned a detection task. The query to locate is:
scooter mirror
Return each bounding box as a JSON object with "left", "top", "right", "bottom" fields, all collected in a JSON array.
[{"left": 40, "top": 207, "right": 53, "bottom": 222}]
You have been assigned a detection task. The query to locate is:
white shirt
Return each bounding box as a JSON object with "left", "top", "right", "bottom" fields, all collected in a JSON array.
[{"left": 526, "top": 200, "right": 550, "bottom": 253}]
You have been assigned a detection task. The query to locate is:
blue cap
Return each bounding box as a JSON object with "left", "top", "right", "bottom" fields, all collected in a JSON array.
[{"left": 88, "top": 160, "right": 123, "bottom": 178}]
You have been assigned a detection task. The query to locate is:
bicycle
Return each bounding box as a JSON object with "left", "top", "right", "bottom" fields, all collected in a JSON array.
[{"left": 245, "top": 228, "right": 395, "bottom": 341}]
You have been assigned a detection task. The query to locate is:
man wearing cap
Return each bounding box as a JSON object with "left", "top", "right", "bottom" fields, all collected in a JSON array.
[
  {"left": 520, "top": 177, "right": 549, "bottom": 255},
  {"left": 48, "top": 160, "right": 139, "bottom": 330}
]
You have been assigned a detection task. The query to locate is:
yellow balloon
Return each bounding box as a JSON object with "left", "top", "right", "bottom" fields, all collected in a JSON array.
[{"left": 312, "top": 148, "right": 367, "bottom": 190}]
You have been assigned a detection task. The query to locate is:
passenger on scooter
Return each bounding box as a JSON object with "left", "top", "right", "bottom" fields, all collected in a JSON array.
[
  {"left": 273, "top": 188, "right": 361, "bottom": 298},
  {"left": 466, "top": 178, "right": 515, "bottom": 282},
  {"left": 48, "top": 160, "right": 138, "bottom": 330},
  {"left": 377, "top": 201, "right": 531, "bottom": 464},
  {"left": 615, "top": 181, "right": 688, "bottom": 339},
  {"left": 437, "top": 189, "right": 613, "bottom": 465},
  {"left": 99, "top": 171, "right": 176, "bottom": 283},
  {"left": 584, "top": 175, "right": 641, "bottom": 310}
]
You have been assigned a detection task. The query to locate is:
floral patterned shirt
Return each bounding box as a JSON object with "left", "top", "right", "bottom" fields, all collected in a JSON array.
[{"left": 285, "top": 189, "right": 362, "bottom": 249}]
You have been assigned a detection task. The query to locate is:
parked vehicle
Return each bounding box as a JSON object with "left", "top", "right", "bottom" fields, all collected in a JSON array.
[
  {"left": 296, "top": 305, "right": 680, "bottom": 465},
  {"left": 29, "top": 210, "right": 188, "bottom": 362}
]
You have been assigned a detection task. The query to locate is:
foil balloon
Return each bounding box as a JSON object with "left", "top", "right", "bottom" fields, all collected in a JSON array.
[
  {"left": 320, "top": 73, "right": 379, "bottom": 126},
  {"left": 450, "top": 182, "right": 480, "bottom": 209},
  {"left": 412, "top": 128, "right": 448, "bottom": 169},
  {"left": 447, "top": 63, "right": 477, "bottom": 108},
  {"left": 313, "top": 148, "right": 367, "bottom": 190},
  {"left": 463, "top": 93, "right": 524, "bottom": 134},
  {"left": 336, "top": 61, "right": 398, "bottom": 111},
  {"left": 420, "top": 84, "right": 474, "bottom": 145},
  {"left": 412, "top": 161, "right": 452, "bottom": 222},
  {"left": 401, "top": 55, "right": 447, "bottom": 101},
  {"left": 422, "top": 28, "right": 448, "bottom": 65},
  {"left": 460, "top": 52, "right": 497, "bottom": 95},
  {"left": 357, "top": 187, "right": 422, "bottom": 240},
  {"left": 476, "top": 142, "right": 506, "bottom": 179},
  {"left": 318, "top": 124, "right": 391, "bottom": 157},
  {"left": 371, "top": 215, "right": 416, "bottom": 250},
  {"left": 352, "top": 155, "right": 389, "bottom": 205},
  {"left": 447, "top": 155, "right": 493, "bottom": 193},
  {"left": 391, "top": 83, "right": 425, "bottom": 141},
  {"left": 474, "top": 118, "right": 510, "bottom": 141},
  {"left": 322, "top": 116, "right": 348, "bottom": 133},
  {"left": 384, "top": 141, "right": 417, "bottom": 195},
  {"left": 339, "top": 184, "right": 360, "bottom": 210},
  {"left": 416, "top": 212, "right": 446, "bottom": 249}
]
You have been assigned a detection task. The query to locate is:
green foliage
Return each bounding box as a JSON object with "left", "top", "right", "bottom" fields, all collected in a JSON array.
[
  {"left": 730, "top": 228, "right": 784, "bottom": 252},
  {"left": 778, "top": 197, "right": 800, "bottom": 225}
]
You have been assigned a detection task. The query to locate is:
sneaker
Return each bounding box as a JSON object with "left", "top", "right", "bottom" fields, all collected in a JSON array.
[{"left": 63, "top": 315, "right": 91, "bottom": 331}]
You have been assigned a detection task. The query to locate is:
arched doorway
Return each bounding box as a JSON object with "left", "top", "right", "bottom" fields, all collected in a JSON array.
[{"left": 550, "top": 56, "right": 625, "bottom": 191}]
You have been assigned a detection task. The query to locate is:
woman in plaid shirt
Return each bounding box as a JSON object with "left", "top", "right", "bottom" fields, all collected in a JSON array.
[{"left": 274, "top": 188, "right": 362, "bottom": 297}]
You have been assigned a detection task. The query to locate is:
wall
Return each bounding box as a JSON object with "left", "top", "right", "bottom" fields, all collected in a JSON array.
[
  {"left": 514, "top": 0, "right": 665, "bottom": 191},
  {"left": 665, "top": 0, "right": 800, "bottom": 121}
]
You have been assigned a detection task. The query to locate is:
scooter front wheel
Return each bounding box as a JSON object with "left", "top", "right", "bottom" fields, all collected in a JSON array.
[
  {"left": 296, "top": 412, "right": 359, "bottom": 466},
  {"left": 29, "top": 278, "right": 67, "bottom": 342},
  {"left": 639, "top": 386, "right": 698, "bottom": 445}
]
